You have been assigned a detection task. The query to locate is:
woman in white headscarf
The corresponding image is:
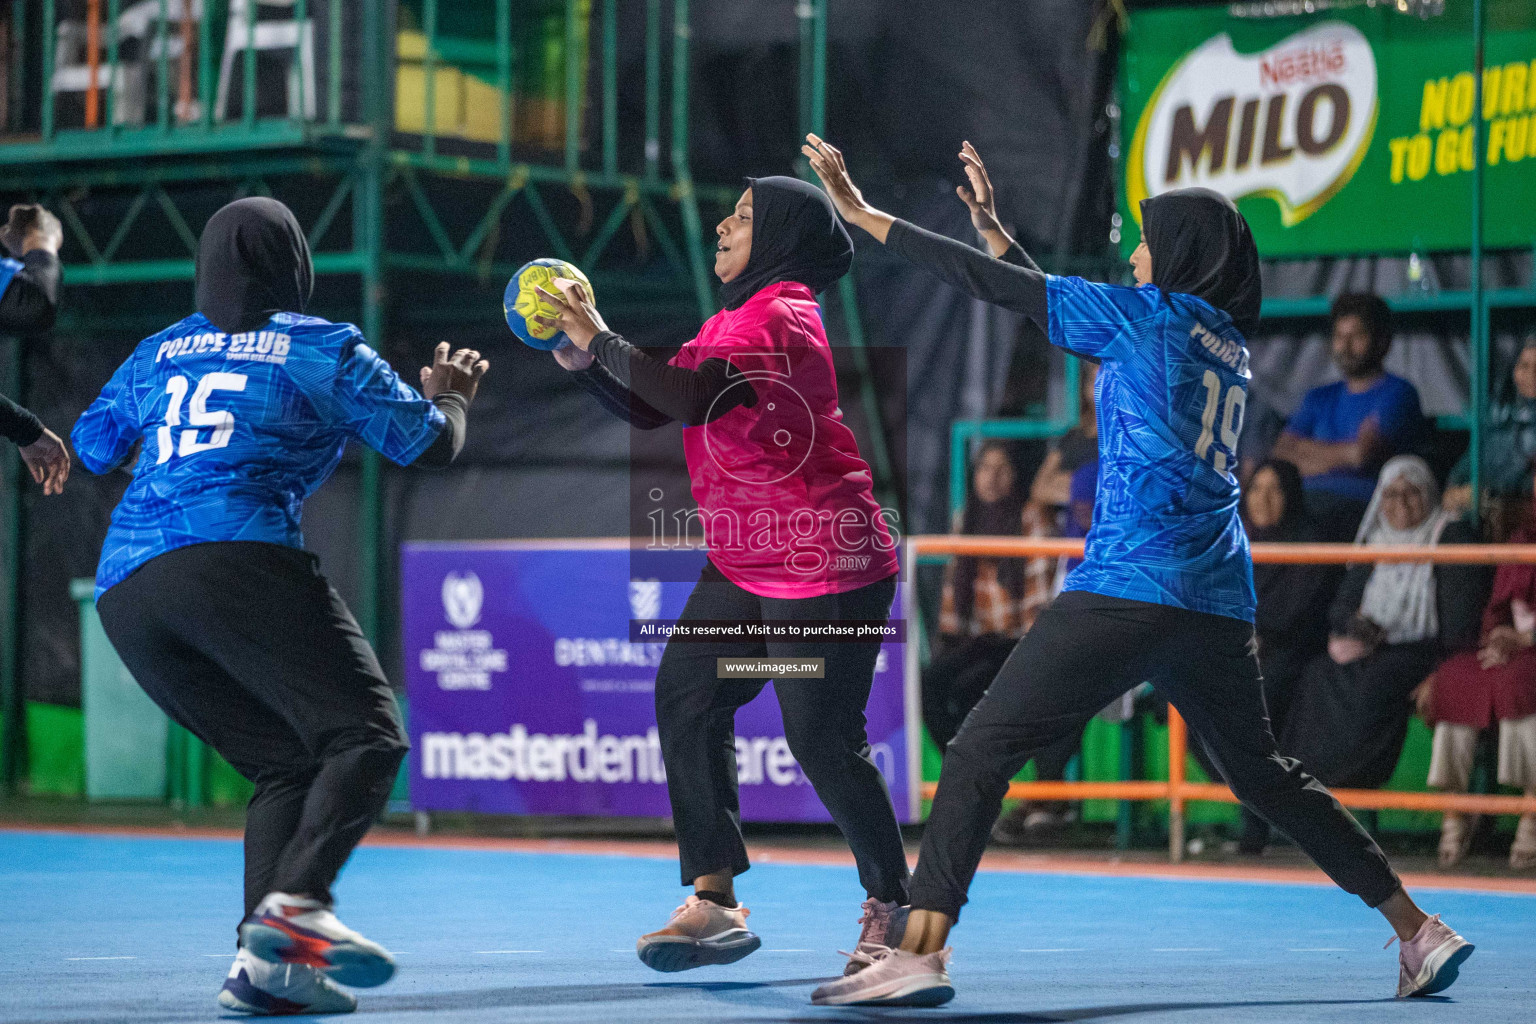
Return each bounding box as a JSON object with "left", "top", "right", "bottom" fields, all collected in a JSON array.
[{"left": 1281, "top": 456, "right": 1491, "bottom": 790}]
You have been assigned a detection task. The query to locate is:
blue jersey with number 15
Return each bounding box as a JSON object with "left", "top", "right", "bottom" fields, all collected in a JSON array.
[
  {"left": 1046, "top": 276, "right": 1255, "bottom": 623},
  {"left": 73, "top": 312, "right": 445, "bottom": 598}
]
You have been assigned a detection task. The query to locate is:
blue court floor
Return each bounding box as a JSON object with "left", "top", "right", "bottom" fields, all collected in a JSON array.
[{"left": 0, "top": 829, "right": 1530, "bottom": 1024}]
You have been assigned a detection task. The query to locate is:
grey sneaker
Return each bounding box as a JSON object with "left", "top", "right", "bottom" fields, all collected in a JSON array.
[
  {"left": 1394, "top": 914, "right": 1474, "bottom": 997},
  {"left": 812, "top": 945, "right": 954, "bottom": 1006},
  {"left": 636, "top": 895, "right": 761, "bottom": 972},
  {"left": 843, "top": 899, "right": 902, "bottom": 976}
]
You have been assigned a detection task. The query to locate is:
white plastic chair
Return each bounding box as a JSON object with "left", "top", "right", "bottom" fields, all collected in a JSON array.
[
  {"left": 51, "top": 1, "right": 204, "bottom": 126},
  {"left": 51, "top": 17, "right": 148, "bottom": 126},
  {"left": 214, "top": 0, "right": 316, "bottom": 122}
]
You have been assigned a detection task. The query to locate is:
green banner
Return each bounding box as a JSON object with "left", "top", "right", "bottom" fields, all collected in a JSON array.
[{"left": 1120, "top": 2, "right": 1536, "bottom": 258}]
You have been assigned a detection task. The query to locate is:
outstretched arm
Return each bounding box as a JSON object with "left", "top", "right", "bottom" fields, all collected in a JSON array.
[
  {"left": 413, "top": 343, "right": 489, "bottom": 468},
  {"left": 954, "top": 140, "right": 1039, "bottom": 271},
  {"left": 534, "top": 282, "right": 756, "bottom": 427},
  {"left": 802, "top": 134, "right": 1047, "bottom": 331},
  {"left": 555, "top": 344, "right": 675, "bottom": 430}
]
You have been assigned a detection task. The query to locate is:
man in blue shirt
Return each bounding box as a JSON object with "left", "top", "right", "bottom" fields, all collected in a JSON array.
[
  {"left": 1273, "top": 294, "right": 1426, "bottom": 539},
  {"left": 73, "top": 198, "right": 487, "bottom": 1016},
  {"left": 803, "top": 136, "right": 1470, "bottom": 1007}
]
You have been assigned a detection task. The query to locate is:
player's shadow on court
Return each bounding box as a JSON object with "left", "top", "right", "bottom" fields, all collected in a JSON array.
[
  {"left": 360, "top": 984, "right": 1420, "bottom": 1020},
  {"left": 782, "top": 997, "right": 1420, "bottom": 1022},
  {"left": 361, "top": 976, "right": 826, "bottom": 1013}
]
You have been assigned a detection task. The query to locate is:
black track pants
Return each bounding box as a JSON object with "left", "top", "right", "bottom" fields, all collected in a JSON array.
[
  {"left": 97, "top": 542, "right": 409, "bottom": 926},
  {"left": 655, "top": 562, "right": 910, "bottom": 903},
  {"left": 910, "top": 590, "right": 1401, "bottom": 920}
]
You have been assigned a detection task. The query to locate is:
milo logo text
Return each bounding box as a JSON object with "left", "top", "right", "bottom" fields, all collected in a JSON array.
[{"left": 1129, "top": 22, "right": 1377, "bottom": 227}]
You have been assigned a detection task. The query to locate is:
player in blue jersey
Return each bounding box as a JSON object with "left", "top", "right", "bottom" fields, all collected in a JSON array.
[
  {"left": 72, "top": 198, "right": 488, "bottom": 1016},
  {"left": 0, "top": 203, "right": 71, "bottom": 495},
  {"left": 804, "top": 137, "right": 1472, "bottom": 1006}
]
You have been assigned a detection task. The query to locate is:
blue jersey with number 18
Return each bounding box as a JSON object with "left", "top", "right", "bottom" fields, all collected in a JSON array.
[
  {"left": 73, "top": 312, "right": 445, "bottom": 599},
  {"left": 1046, "top": 275, "right": 1256, "bottom": 623}
]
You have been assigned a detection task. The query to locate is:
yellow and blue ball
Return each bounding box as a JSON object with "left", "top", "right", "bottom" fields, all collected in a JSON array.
[{"left": 503, "top": 258, "right": 594, "bottom": 350}]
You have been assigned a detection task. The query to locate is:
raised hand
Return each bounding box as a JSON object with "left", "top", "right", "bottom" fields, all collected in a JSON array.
[
  {"left": 18, "top": 426, "right": 69, "bottom": 496},
  {"left": 1, "top": 204, "right": 63, "bottom": 257},
  {"left": 801, "top": 134, "right": 868, "bottom": 221},
  {"left": 801, "top": 134, "right": 895, "bottom": 243},
  {"left": 419, "top": 342, "right": 490, "bottom": 404},
  {"left": 956, "top": 142, "right": 1001, "bottom": 233},
  {"left": 531, "top": 280, "right": 609, "bottom": 351},
  {"left": 956, "top": 141, "right": 1014, "bottom": 257}
]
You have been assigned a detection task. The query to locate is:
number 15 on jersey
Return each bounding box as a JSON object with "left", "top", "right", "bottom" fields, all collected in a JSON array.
[
  {"left": 1194, "top": 369, "right": 1245, "bottom": 476},
  {"left": 156, "top": 372, "right": 248, "bottom": 464}
]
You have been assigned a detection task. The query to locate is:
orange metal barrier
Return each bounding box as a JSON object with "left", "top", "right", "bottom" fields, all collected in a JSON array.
[{"left": 908, "top": 535, "right": 1536, "bottom": 861}]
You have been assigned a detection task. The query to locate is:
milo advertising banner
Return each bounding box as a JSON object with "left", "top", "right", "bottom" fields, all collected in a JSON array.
[{"left": 1121, "top": 2, "right": 1536, "bottom": 257}]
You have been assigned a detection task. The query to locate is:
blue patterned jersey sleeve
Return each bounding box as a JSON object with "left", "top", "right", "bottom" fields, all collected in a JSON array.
[
  {"left": 72, "top": 355, "right": 142, "bottom": 474},
  {"left": 1046, "top": 276, "right": 1161, "bottom": 363},
  {"left": 325, "top": 338, "right": 445, "bottom": 466},
  {"left": 0, "top": 257, "right": 20, "bottom": 301}
]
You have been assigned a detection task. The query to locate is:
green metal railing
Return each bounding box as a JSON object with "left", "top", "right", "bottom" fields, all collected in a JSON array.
[
  {"left": 22, "top": 0, "right": 323, "bottom": 161},
  {"left": 0, "top": 0, "right": 892, "bottom": 799},
  {"left": 947, "top": 357, "right": 1083, "bottom": 516}
]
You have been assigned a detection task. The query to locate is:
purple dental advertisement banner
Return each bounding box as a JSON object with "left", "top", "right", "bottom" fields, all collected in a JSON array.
[{"left": 402, "top": 541, "right": 915, "bottom": 822}]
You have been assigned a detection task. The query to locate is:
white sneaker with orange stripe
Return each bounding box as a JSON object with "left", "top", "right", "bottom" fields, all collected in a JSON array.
[
  {"left": 217, "top": 948, "right": 357, "bottom": 1015},
  {"left": 239, "top": 892, "right": 396, "bottom": 989}
]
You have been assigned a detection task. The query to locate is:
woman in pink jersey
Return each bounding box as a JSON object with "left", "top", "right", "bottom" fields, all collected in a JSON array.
[{"left": 535, "top": 176, "right": 906, "bottom": 976}]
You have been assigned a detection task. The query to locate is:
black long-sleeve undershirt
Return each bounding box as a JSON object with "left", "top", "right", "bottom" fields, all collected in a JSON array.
[
  {"left": 0, "top": 251, "right": 61, "bottom": 446},
  {"left": 413, "top": 392, "right": 469, "bottom": 468},
  {"left": 0, "top": 395, "right": 43, "bottom": 446},
  {"left": 885, "top": 219, "right": 1048, "bottom": 332},
  {"left": 571, "top": 358, "right": 674, "bottom": 429},
  {"left": 582, "top": 330, "right": 757, "bottom": 428},
  {"left": 998, "top": 238, "right": 1043, "bottom": 273},
  {"left": 0, "top": 250, "right": 61, "bottom": 336}
]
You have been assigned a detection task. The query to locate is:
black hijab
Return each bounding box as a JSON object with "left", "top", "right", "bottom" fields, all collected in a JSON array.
[
  {"left": 719, "top": 176, "right": 854, "bottom": 311},
  {"left": 195, "top": 197, "right": 313, "bottom": 333},
  {"left": 952, "top": 442, "right": 1026, "bottom": 627},
  {"left": 1245, "top": 457, "right": 1337, "bottom": 647},
  {"left": 1243, "top": 457, "right": 1308, "bottom": 543},
  {"left": 1139, "top": 187, "right": 1261, "bottom": 338}
]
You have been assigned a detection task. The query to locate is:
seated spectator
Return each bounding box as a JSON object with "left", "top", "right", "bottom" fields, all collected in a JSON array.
[
  {"left": 1272, "top": 294, "right": 1427, "bottom": 540},
  {"left": 924, "top": 443, "right": 1045, "bottom": 750},
  {"left": 1228, "top": 459, "right": 1343, "bottom": 854},
  {"left": 1416, "top": 474, "right": 1536, "bottom": 869},
  {"left": 1025, "top": 362, "right": 1099, "bottom": 512},
  {"left": 1280, "top": 457, "right": 1489, "bottom": 795},
  {"left": 1237, "top": 386, "right": 1288, "bottom": 482},
  {"left": 1443, "top": 334, "right": 1536, "bottom": 522},
  {"left": 992, "top": 452, "right": 1100, "bottom": 843}
]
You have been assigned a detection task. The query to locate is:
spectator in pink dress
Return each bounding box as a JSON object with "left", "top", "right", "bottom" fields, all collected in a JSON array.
[{"left": 1418, "top": 480, "right": 1536, "bottom": 869}]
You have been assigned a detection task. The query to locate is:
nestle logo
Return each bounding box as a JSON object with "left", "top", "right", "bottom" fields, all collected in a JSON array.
[{"left": 1259, "top": 43, "right": 1346, "bottom": 90}]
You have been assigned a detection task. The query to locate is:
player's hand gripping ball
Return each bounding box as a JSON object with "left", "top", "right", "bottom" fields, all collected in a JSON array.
[{"left": 504, "top": 259, "right": 594, "bottom": 350}]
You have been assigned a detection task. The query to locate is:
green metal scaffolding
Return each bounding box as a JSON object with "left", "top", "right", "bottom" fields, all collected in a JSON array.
[{"left": 0, "top": 0, "right": 887, "bottom": 797}]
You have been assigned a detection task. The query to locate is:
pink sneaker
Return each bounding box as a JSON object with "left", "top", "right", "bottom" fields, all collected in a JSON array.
[
  {"left": 636, "top": 895, "right": 760, "bottom": 973},
  {"left": 843, "top": 899, "right": 902, "bottom": 975},
  {"left": 1393, "top": 914, "right": 1474, "bottom": 997},
  {"left": 813, "top": 945, "right": 954, "bottom": 1006}
]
